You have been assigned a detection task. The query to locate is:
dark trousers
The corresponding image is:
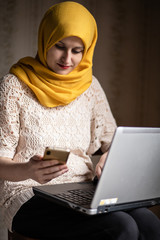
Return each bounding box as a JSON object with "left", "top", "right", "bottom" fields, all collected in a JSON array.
[{"left": 12, "top": 196, "right": 160, "bottom": 240}]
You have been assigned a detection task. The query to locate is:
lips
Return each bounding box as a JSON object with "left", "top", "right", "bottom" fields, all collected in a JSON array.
[{"left": 57, "top": 63, "right": 70, "bottom": 69}]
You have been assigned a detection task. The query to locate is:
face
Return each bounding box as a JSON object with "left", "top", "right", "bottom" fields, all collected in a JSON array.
[{"left": 46, "top": 36, "right": 84, "bottom": 75}]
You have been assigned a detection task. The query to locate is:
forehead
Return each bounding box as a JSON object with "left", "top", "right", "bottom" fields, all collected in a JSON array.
[{"left": 58, "top": 36, "right": 84, "bottom": 47}]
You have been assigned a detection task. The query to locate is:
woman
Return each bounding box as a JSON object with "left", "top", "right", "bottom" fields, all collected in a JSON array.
[{"left": 0, "top": 2, "right": 160, "bottom": 239}]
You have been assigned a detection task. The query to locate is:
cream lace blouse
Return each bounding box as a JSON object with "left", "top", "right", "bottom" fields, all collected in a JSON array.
[{"left": 0, "top": 74, "right": 116, "bottom": 231}]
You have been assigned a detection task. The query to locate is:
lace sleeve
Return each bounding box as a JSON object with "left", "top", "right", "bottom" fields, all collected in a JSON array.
[
  {"left": 87, "top": 76, "right": 117, "bottom": 155},
  {"left": 0, "top": 74, "right": 21, "bottom": 158}
]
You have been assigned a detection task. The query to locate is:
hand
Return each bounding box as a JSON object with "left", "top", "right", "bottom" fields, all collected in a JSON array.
[
  {"left": 95, "top": 152, "right": 108, "bottom": 179},
  {"left": 26, "top": 155, "right": 68, "bottom": 184}
]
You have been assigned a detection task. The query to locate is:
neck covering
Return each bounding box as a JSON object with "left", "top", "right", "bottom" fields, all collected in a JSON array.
[{"left": 10, "top": 1, "right": 97, "bottom": 107}]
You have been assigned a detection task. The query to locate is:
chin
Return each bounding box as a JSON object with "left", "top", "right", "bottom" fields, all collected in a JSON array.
[{"left": 56, "top": 69, "right": 72, "bottom": 75}]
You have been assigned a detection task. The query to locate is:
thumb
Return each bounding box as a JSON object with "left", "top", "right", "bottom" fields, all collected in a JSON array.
[{"left": 31, "top": 155, "right": 43, "bottom": 161}]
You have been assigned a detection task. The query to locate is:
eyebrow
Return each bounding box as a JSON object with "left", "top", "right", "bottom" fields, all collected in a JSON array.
[{"left": 59, "top": 41, "right": 84, "bottom": 49}]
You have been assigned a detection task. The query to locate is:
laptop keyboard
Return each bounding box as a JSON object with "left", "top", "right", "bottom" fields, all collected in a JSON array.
[{"left": 55, "top": 189, "right": 95, "bottom": 205}]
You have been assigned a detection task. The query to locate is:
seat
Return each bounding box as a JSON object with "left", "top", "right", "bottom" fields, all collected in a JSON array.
[{"left": 8, "top": 230, "right": 38, "bottom": 240}]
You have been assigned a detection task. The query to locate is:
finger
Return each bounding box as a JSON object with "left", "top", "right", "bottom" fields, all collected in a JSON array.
[
  {"left": 43, "top": 164, "right": 68, "bottom": 175},
  {"left": 43, "top": 168, "right": 68, "bottom": 183},
  {"left": 31, "top": 155, "right": 43, "bottom": 161},
  {"left": 95, "top": 165, "right": 102, "bottom": 179},
  {"left": 38, "top": 159, "right": 63, "bottom": 169}
]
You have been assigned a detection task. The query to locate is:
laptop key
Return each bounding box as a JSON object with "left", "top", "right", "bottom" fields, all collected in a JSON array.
[
  {"left": 69, "top": 189, "right": 94, "bottom": 200},
  {"left": 55, "top": 189, "right": 95, "bottom": 205}
]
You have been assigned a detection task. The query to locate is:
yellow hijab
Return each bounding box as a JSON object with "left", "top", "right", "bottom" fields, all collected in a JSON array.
[{"left": 10, "top": 1, "right": 97, "bottom": 107}]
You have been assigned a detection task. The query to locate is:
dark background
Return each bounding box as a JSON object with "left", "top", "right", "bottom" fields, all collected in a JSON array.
[{"left": 0, "top": 0, "right": 160, "bottom": 127}]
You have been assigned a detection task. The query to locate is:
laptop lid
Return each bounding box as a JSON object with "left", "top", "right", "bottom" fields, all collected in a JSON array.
[
  {"left": 33, "top": 127, "right": 160, "bottom": 214},
  {"left": 91, "top": 126, "right": 160, "bottom": 212}
]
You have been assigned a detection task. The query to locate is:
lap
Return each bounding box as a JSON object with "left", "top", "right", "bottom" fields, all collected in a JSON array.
[
  {"left": 129, "top": 207, "right": 160, "bottom": 240},
  {"left": 12, "top": 196, "right": 160, "bottom": 240}
]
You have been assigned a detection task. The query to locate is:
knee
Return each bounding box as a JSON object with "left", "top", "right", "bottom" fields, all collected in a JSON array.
[
  {"left": 115, "top": 212, "right": 139, "bottom": 240},
  {"left": 130, "top": 208, "right": 160, "bottom": 239}
]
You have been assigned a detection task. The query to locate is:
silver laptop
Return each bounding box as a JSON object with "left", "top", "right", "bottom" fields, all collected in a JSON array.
[{"left": 33, "top": 127, "right": 160, "bottom": 215}]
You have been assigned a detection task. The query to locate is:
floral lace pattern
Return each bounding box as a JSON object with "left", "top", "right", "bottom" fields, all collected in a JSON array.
[{"left": 0, "top": 74, "right": 116, "bottom": 230}]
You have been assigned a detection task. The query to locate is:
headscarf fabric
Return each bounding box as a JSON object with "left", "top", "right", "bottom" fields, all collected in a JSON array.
[{"left": 10, "top": 1, "right": 97, "bottom": 107}]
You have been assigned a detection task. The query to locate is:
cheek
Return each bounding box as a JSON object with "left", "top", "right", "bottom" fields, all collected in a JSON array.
[
  {"left": 46, "top": 48, "right": 60, "bottom": 64},
  {"left": 46, "top": 51, "right": 53, "bottom": 65},
  {"left": 74, "top": 54, "right": 83, "bottom": 66}
]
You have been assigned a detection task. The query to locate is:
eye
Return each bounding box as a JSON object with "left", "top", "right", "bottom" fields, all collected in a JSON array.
[
  {"left": 55, "top": 44, "right": 65, "bottom": 50},
  {"left": 72, "top": 48, "right": 84, "bottom": 54}
]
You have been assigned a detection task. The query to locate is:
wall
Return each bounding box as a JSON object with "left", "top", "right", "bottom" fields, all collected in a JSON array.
[
  {"left": 93, "top": 0, "right": 160, "bottom": 126},
  {"left": 0, "top": 0, "right": 160, "bottom": 127}
]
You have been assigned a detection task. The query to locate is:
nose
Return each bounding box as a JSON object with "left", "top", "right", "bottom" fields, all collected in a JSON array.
[{"left": 61, "top": 50, "right": 71, "bottom": 64}]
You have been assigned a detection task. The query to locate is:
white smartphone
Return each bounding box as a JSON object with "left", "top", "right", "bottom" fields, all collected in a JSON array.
[{"left": 43, "top": 147, "right": 70, "bottom": 164}]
